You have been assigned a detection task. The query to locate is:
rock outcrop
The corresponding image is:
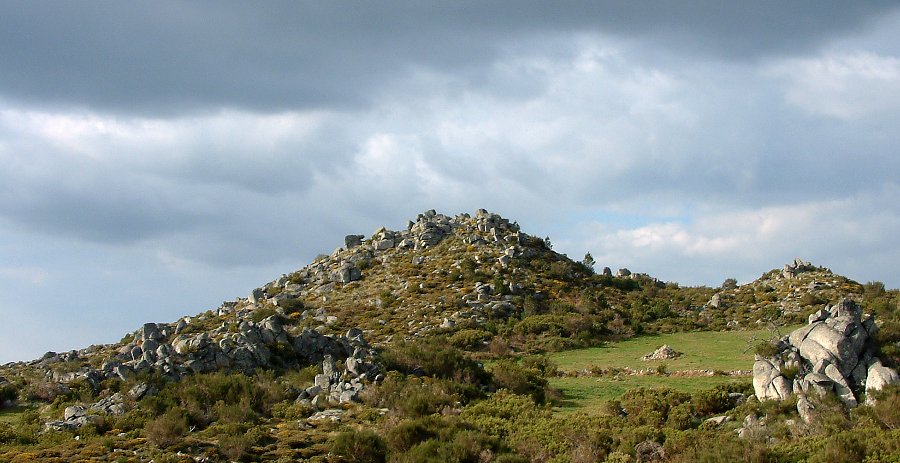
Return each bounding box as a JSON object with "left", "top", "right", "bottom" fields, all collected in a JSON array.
[
  {"left": 752, "top": 299, "right": 899, "bottom": 418},
  {"left": 40, "top": 325, "right": 379, "bottom": 430}
]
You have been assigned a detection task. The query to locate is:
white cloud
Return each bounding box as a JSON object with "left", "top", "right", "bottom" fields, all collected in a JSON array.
[
  {"left": 768, "top": 52, "right": 900, "bottom": 119},
  {"left": 562, "top": 185, "right": 900, "bottom": 286}
]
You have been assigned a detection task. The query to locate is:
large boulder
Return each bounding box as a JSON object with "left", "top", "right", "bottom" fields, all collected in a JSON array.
[
  {"left": 752, "top": 299, "right": 898, "bottom": 412},
  {"left": 866, "top": 360, "right": 900, "bottom": 404}
]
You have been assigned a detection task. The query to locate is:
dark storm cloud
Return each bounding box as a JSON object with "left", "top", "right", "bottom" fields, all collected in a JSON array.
[{"left": 1, "top": 1, "right": 896, "bottom": 115}]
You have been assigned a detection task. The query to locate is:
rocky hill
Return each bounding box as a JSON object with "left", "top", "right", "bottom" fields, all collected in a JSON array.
[{"left": 1, "top": 209, "right": 898, "bottom": 462}]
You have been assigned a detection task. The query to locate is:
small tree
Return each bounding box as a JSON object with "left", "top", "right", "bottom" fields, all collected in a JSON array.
[{"left": 582, "top": 253, "right": 596, "bottom": 272}]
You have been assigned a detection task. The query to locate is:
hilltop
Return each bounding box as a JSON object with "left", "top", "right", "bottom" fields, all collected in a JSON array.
[{"left": 1, "top": 209, "right": 898, "bottom": 462}]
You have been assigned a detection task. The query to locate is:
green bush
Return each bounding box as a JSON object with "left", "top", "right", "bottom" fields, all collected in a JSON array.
[
  {"left": 144, "top": 409, "right": 186, "bottom": 448},
  {"left": 361, "top": 375, "right": 475, "bottom": 418},
  {"left": 381, "top": 338, "right": 489, "bottom": 384},
  {"left": 490, "top": 359, "right": 549, "bottom": 404},
  {"left": 753, "top": 341, "right": 779, "bottom": 358},
  {"left": 385, "top": 416, "right": 444, "bottom": 452},
  {"left": 808, "top": 432, "right": 865, "bottom": 463},
  {"left": 330, "top": 429, "right": 387, "bottom": 463},
  {"left": 515, "top": 314, "right": 567, "bottom": 337},
  {"left": 0, "top": 382, "right": 17, "bottom": 403},
  {"left": 449, "top": 329, "right": 492, "bottom": 350}
]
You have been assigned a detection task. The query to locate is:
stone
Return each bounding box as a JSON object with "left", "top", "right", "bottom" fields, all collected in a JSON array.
[
  {"left": 865, "top": 361, "right": 900, "bottom": 404},
  {"left": 753, "top": 359, "right": 783, "bottom": 400},
  {"left": 344, "top": 234, "right": 364, "bottom": 249},
  {"left": 322, "top": 355, "right": 336, "bottom": 378},
  {"left": 824, "top": 364, "right": 856, "bottom": 407},
  {"left": 314, "top": 374, "right": 331, "bottom": 390},
  {"left": 797, "top": 396, "right": 816, "bottom": 423},
  {"left": 249, "top": 288, "right": 265, "bottom": 304},
  {"left": 634, "top": 440, "right": 665, "bottom": 462},
  {"left": 373, "top": 239, "right": 394, "bottom": 251},
  {"left": 752, "top": 299, "right": 892, "bottom": 410},
  {"left": 705, "top": 415, "right": 730, "bottom": 426},
  {"left": 64, "top": 405, "right": 87, "bottom": 421},
  {"left": 128, "top": 383, "right": 157, "bottom": 400},
  {"left": 334, "top": 266, "right": 361, "bottom": 283},
  {"left": 642, "top": 345, "right": 682, "bottom": 361}
]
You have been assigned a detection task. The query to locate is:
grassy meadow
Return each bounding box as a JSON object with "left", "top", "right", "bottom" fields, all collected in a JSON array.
[
  {"left": 550, "top": 326, "right": 800, "bottom": 373},
  {"left": 547, "top": 326, "right": 802, "bottom": 414}
]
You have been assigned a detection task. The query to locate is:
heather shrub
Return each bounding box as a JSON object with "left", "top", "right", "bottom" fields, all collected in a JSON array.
[
  {"left": 144, "top": 409, "right": 186, "bottom": 448},
  {"left": 330, "top": 429, "right": 387, "bottom": 463}
]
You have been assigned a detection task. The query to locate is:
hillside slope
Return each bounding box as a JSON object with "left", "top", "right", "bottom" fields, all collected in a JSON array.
[{"left": 1, "top": 209, "right": 898, "bottom": 462}]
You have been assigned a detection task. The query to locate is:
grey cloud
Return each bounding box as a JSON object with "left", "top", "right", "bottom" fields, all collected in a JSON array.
[{"left": 1, "top": 1, "right": 897, "bottom": 115}]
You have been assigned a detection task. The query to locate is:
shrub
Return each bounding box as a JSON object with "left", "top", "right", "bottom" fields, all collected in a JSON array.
[
  {"left": 870, "top": 384, "right": 900, "bottom": 429},
  {"left": 144, "top": 409, "right": 186, "bottom": 448},
  {"left": 691, "top": 388, "right": 736, "bottom": 416},
  {"left": 808, "top": 433, "right": 865, "bottom": 463},
  {"left": 490, "top": 359, "right": 549, "bottom": 403},
  {"left": 449, "top": 329, "right": 492, "bottom": 350},
  {"left": 381, "top": 338, "right": 489, "bottom": 384},
  {"left": 361, "top": 375, "right": 472, "bottom": 418},
  {"left": 216, "top": 424, "right": 264, "bottom": 461},
  {"left": 515, "top": 314, "right": 567, "bottom": 337},
  {"left": 753, "top": 341, "right": 779, "bottom": 358},
  {"left": 0, "top": 383, "right": 17, "bottom": 403},
  {"left": 331, "top": 429, "right": 387, "bottom": 463},
  {"left": 385, "top": 416, "right": 444, "bottom": 452},
  {"left": 250, "top": 307, "right": 278, "bottom": 323},
  {"left": 271, "top": 400, "right": 313, "bottom": 420},
  {"left": 620, "top": 388, "right": 690, "bottom": 427}
]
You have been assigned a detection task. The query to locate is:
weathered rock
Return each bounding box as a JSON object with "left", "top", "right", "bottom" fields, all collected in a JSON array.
[
  {"left": 344, "top": 234, "right": 364, "bottom": 249},
  {"left": 314, "top": 374, "right": 331, "bottom": 390},
  {"left": 752, "top": 299, "right": 894, "bottom": 410},
  {"left": 866, "top": 360, "right": 900, "bottom": 404},
  {"left": 824, "top": 363, "right": 856, "bottom": 407},
  {"left": 642, "top": 345, "right": 682, "bottom": 361},
  {"left": 249, "top": 288, "right": 265, "bottom": 304},
  {"left": 64, "top": 405, "right": 86, "bottom": 421},
  {"left": 797, "top": 396, "right": 816, "bottom": 423},
  {"left": 634, "top": 440, "right": 665, "bottom": 462},
  {"left": 752, "top": 359, "right": 782, "bottom": 400}
]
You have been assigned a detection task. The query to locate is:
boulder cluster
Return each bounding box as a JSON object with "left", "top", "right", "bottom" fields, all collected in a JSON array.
[
  {"left": 247, "top": 208, "right": 528, "bottom": 303},
  {"left": 641, "top": 345, "right": 682, "bottom": 361},
  {"left": 36, "top": 322, "right": 378, "bottom": 430},
  {"left": 781, "top": 258, "right": 821, "bottom": 280},
  {"left": 296, "top": 338, "right": 383, "bottom": 410},
  {"left": 753, "top": 299, "right": 899, "bottom": 419}
]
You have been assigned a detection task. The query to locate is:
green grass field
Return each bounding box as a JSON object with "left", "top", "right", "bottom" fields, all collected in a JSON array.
[
  {"left": 546, "top": 327, "right": 799, "bottom": 414},
  {"left": 550, "top": 375, "right": 749, "bottom": 414},
  {"left": 549, "top": 326, "right": 799, "bottom": 373}
]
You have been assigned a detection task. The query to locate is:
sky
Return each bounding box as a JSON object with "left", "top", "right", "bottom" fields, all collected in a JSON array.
[{"left": 2, "top": 1, "right": 900, "bottom": 363}]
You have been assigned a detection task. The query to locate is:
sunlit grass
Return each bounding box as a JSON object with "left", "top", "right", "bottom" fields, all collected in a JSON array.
[
  {"left": 550, "top": 375, "right": 748, "bottom": 414},
  {"left": 549, "top": 326, "right": 801, "bottom": 373}
]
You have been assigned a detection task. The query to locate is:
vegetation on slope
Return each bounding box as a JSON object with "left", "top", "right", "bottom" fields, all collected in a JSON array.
[{"left": 1, "top": 209, "right": 899, "bottom": 462}]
